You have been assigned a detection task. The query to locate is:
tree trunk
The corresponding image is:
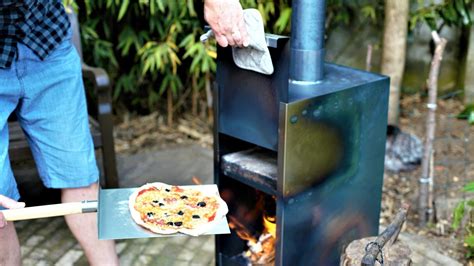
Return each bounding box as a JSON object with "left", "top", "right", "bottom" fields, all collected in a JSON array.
[
  {"left": 205, "top": 72, "right": 213, "bottom": 124},
  {"left": 167, "top": 88, "right": 173, "bottom": 127},
  {"left": 418, "top": 32, "right": 447, "bottom": 226},
  {"left": 192, "top": 75, "right": 199, "bottom": 116},
  {"left": 465, "top": 23, "right": 474, "bottom": 104},
  {"left": 380, "top": 0, "right": 409, "bottom": 126}
]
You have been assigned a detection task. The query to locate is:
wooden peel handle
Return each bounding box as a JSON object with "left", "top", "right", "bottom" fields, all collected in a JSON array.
[{"left": 1, "top": 200, "right": 98, "bottom": 221}]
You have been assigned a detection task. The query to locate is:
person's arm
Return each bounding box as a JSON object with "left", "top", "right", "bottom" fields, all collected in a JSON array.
[
  {"left": 0, "top": 195, "right": 25, "bottom": 228},
  {"left": 204, "top": 0, "right": 249, "bottom": 47}
]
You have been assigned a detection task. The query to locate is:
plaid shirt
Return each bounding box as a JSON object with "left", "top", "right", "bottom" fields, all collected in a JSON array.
[{"left": 0, "top": 0, "right": 70, "bottom": 69}]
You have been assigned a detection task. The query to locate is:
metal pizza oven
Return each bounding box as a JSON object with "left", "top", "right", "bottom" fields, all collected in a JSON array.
[{"left": 213, "top": 0, "right": 389, "bottom": 265}]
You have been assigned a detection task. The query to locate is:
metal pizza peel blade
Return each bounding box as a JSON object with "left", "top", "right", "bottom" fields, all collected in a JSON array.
[{"left": 97, "top": 184, "right": 231, "bottom": 240}]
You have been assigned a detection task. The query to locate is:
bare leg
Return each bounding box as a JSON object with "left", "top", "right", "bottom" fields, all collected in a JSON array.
[
  {"left": 62, "top": 182, "right": 119, "bottom": 266},
  {"left": 0, "top": 222, "right": 21, "bottom": 266}
]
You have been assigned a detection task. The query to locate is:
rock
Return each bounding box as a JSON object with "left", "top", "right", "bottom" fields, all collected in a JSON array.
[{"left": 397, "top": 232, "right": 462, "bottom": 266}]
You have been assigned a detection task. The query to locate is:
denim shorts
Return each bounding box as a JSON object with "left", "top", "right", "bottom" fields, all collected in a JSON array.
[{"left": 0, "top": 35, "right": 99, "bottom": 201}]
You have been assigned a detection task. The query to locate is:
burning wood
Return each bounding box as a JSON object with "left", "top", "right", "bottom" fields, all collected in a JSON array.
[
  {"left": 229, "top": 214, "right": 276, "bottom": 265},
  {"left": 245, "top": 232, "right": 275, "bottom": 265}
]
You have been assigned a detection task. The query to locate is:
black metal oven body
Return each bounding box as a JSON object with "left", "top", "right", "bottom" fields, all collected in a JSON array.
[{"left": 214, "top": 1, "right": 389, "bottom": 265}]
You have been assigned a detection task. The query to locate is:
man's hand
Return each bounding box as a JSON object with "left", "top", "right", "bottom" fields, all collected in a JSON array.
[
  {"left": 204, "top": 0, "right": 249, "bottom": 47},
  {"left": 0, "top": 195, "right": 25, "bottom": 228}
]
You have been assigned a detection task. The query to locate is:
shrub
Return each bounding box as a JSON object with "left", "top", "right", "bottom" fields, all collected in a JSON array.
[
  {"left": 65, "top": 0, "right": 381, "bottom": 122},
  {"left": 452, "top": 182, "right": 474, "bottom": 259}
]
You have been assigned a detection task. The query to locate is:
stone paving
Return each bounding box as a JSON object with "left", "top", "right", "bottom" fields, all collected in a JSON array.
[
  {"left": 13, "top": 145, "right": 216, "bottom": 265},
  {"left": 16, "top": 215, "right": 215, "bottom": 266}
]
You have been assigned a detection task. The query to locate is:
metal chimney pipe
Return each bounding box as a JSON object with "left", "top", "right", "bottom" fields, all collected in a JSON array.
[{"left": 289, "top": 0, "right": 326, "bottom": 83}]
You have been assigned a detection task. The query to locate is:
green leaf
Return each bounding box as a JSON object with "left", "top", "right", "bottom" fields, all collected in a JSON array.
[
  {"left": 186, "top": 0, "right": 196, "bottom": 17},
  {"left": 452, "top": 201, "right": 465, "bottom": 230},
  {"left": 458, "top": 104, "right": 474, "bottom": 117},
  {"left": 466, "top": 235, "right": 474, "bottom": 247},
  {"left": 106, "top": 0, "right": 113, "bottom": 9},
  {"left": 361, "top": 6, "right": 376, "bottom": 22},
  {"left": 156, "top": 0, "right": 165, "bottom": 13},
  {"left": 159, "top": 75, "right": 170, "bottom": 95},
  {"left": 467, "top": 200, "right": 474, "bottom": 208},
  {"left": 82, "top": 26, "right": 99, "bottom": 40},
  {"left": 117, "top": 0, "right": 129, "bottom": 21},
  {"left": 454, "top": 0, "right": 471, "bottom": 25},
  {"left": 273, "top": 7, "right": 292, "bottom": 34},
  {"left": 463, "top": 182, "right": 474, "bottom": 192},
  {"left": 84, "top": 0, "right": 92, "bottom": 15}
]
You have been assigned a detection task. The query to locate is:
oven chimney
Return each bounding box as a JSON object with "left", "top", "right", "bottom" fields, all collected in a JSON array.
[{"left": 289, "top": 0, "right": 326, "bottom": 84}]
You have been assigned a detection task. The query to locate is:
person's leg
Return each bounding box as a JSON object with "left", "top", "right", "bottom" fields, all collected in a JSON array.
[
  {"left": 0, "top": 48, "right": 23, "bottom": 265},
  {"left": 62, "top": 182, "right": 118, "bottom": 265},
  {"left": 15, "top": 36, "right": 118, "bottom": 264},
  {"left": 0, "top": 222, "right": 21, "bottom": 266}
]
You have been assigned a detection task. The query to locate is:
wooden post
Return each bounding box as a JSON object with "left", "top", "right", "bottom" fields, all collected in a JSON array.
[
  {"left": 366, "top": 44, "right": 373, "bottom": 72},
  {"left": 418, "top": 31, "right": 447, "bottom": 226},
  {"left": 464, "top": 22, "right": 474, "bottom": 104}
]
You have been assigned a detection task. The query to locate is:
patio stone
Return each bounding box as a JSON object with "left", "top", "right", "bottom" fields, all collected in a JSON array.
[{"left": 55, "top": 250, "right": 84, "bottom": 266}]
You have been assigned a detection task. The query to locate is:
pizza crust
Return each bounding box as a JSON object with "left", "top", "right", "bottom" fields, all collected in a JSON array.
[{"left": 128, "top": 182, "right": 228, "bottom": 236}]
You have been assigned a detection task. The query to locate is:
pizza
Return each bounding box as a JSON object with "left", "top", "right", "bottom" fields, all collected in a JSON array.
[{"left": 129, "top": 182, "right": 228, "bottom": 236}]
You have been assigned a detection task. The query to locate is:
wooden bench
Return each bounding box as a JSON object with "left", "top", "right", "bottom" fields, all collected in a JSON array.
[{"left": 8, "top": 8, "right": 119, "bottom": 188}]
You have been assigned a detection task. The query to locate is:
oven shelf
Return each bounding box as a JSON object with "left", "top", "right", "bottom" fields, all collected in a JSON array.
[{"left": 221, "top": 148, "right": 278, "bottom": 196}]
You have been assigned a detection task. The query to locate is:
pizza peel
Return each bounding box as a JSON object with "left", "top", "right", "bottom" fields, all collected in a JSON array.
[
  {"left": 1, "top": 184, "right": 230, "bottom": 240},
  {"left": 97, "top": 184, "right": 230, "bottom": 240}
]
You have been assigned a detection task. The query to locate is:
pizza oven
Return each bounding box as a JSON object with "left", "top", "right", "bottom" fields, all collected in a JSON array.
[{"left": 213, "top": 0, "right": 389, "bottom": 265}]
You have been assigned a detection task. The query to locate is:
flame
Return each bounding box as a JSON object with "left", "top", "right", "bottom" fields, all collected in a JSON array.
[
  {"left": 263, "top": 214, "right": 276, "bottom": 238},
  {"left": 228, "top": 215, "right": 257, "bottom": 244},
  {"left": 229, "top": 195, "right": 277, "bottom": 265},
  {"left": 236, "top": 228, "right": 257, "bottom": 245},
  {"left": 192, "top": 176, "right": 202, "bottom": 185}
]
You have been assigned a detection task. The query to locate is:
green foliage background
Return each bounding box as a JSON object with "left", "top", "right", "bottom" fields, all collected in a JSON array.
[
  {"left": 75, "top": 0, "right": 214, "bottom": 114},
  {"left": 69, "top": 0, "right": 471, "bottom": 116},
  {"left": 71, "top": 0, "right": 295, "bottom": 115},
  {"left": 68, "top": 0, "right": 385, "bottom": 115}
]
